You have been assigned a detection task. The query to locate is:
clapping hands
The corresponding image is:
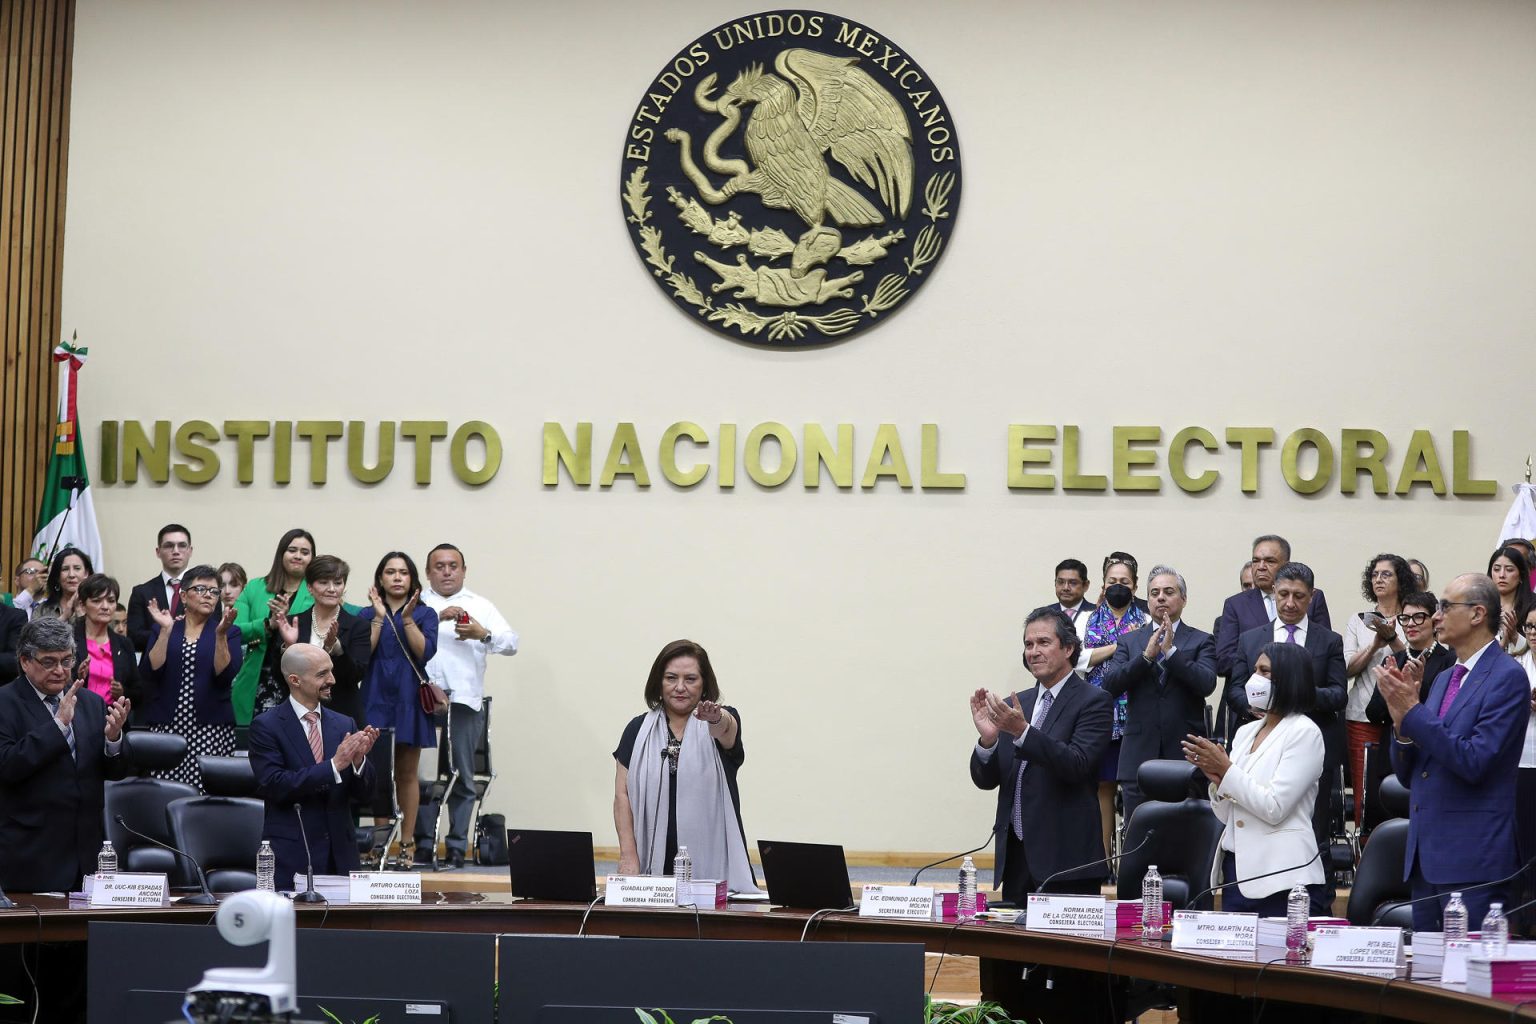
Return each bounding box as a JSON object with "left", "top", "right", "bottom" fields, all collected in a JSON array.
[{"left": 332, "top": 725, "right": 380, "bottom": 770}]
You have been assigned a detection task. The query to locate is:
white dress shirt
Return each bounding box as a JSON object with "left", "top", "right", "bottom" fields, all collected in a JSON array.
[
  {"left": 1272, "top": 616, "right": 1307, "bottom": 645},
  {"left": 288, "top": 695, "right": 360, "bottom": 782},
  {"left": 422, "top": 585, "right": 518, "bottom": 712},
  {"left": 1518, "top": 651, "right": 1536, "bottom": 769}
]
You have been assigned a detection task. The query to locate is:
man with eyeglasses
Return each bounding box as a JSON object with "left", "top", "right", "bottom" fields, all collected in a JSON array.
[
  {"left": 0, "top": 616, "right": 131, "bottom": 892},
  {"left": 126, "top": 524, "right": 195, "bottom": 651},
  {"left": 2, "top": 558, "right": 47, "bottom": 614},
  {"left": 1379, "top": 574, "right": 1530, "bottom": 932}
]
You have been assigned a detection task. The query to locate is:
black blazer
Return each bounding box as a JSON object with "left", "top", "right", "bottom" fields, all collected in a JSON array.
[
  {"left": 969, "top": 675, "right": 1111, "bottom": 894},
  {"left": 1102, "top": 621, "right": 1218, "bottom": 782},
  {"left": 73, "top": 622, "right": 142, "bottom": 704},
  {"left": 0, "top": 604, "right": 26, "bottom": 682},
  {"left": 1363, "top": 644, "right": 1458, "bottom": 726},
  {"left": 1214, "top": 586, "right": 1332, "bottom": 677},
  {"left": 0, "top": 675, "right": 127, "bottom": 891},
  {"left": 247, "top": 700, "right": 375, "bottom": 889},
  {"left": 1226, "top": 622, "right": 1348, "bottom": 733},
  {"left": 138, "top": 620, "right": 244, "bottom": 726},
  {"left": 126, "top": 574, "right": 175, "bottom": 653},
  {"left": 289, "top": 608, "right": 370, "bottom": 723}
]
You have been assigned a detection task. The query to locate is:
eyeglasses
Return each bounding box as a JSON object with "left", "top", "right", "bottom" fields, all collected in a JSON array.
[
  {"left": 1397, "top": 612, "right": 1431, "bottom": 626},
  {"left": 1370, "top": 570, "right": 1396, "bottom": 580},
  {"left": 1522, "top": 623, "right": 1536, "bottom": 636},
  {"left": 28, "top": 655, "right": 75, "bottom": 672},
  {"left": 15, "top": 568, "right": 42, "bottom": 577},
  {"left": 183, "top": 585, "right": 220, "bottom": 597},
  {"left": 1437, "top": 600, "right": 1478, "bottom": 614}
]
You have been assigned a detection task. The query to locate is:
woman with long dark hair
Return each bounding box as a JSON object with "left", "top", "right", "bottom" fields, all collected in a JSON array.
[
  {"left": 33, "top": 547, "right": 93, "bottom": 621},
  {"left": 1341, "top": 552, "right": 1414, "bottom": 828},
  {"left": 230, "top": 529, "right": 315, "bottom": 724},
  {"left": 358, "top": 551, "right": 438, "bottom": 866},
  {"left": 1490, "top": 545, "right": 1536, "bottom": 658}
]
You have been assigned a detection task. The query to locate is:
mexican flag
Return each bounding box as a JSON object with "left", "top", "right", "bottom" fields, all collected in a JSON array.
[{"left": 31, "top": 335, "right": 103, "bottom": 567}]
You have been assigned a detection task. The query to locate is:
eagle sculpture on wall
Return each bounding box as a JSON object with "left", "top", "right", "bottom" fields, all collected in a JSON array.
[{"left": 665, "top": 48, "right": 913, "bottom": 277}]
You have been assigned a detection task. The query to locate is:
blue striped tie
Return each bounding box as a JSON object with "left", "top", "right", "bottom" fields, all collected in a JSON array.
[
  {"left": 1011, "top": 690, "right": 1055, "bottom": 839},
  {"left": 45, "top": 694, "right": 77, "bottom": 761}
]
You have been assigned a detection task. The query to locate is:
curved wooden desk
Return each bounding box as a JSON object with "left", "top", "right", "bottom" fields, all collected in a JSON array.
[{"left": 3, "top": 892, "right": 1532, "bottom": 1023}]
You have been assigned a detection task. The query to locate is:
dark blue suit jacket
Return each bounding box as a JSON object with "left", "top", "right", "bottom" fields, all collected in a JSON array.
[
  {"left": 248, "top": 701, "right": 375, "bottom": 889},
  {"left": 1102, "top": 621, "right": 1218, "bottom": 781},
  {"left": 1391, "top": 643, "right": 1529, "bottom": 884},
  {"left": 1214, "top": 586, "right": 1331, "bottom": 677},
  {"left": 969, "top": 675, "right": 1111, "bottom": 895},
  {"left": 138, "top": 620, "right": 244, "bottom": 725}
]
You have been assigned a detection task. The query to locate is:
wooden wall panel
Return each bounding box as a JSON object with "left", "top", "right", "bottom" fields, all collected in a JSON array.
[{"left": 1, "top": 0, "right": 73, "bottom": 579}]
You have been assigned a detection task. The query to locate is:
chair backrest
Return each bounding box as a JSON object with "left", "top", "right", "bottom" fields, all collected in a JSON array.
[
  {"left": 165, "top": 795, "right": 264, "bottom": 893},
  {"left": 1379, "top": 775, "right": 1410, "bottom": 819},
  {"left": 353, "top": 727, "right": 399, "bottom": 820},
  {"left": 103, "top": 777, "right": 199, "bottom": 887},
  {"left": 473, "top": 696, "right": 494, "bottom": 778},
  {"left": 1346, "top": 818, "right": 1412, "bottom": 927},
  {"left": 122, "top": 730, "right": 188, "bottom": 776},
  {"left": 1118, "top": 760, "right": 1225, "bottom": 910},
  {"left": 198, "top": 755, "right": 258, "bottom": 797}
]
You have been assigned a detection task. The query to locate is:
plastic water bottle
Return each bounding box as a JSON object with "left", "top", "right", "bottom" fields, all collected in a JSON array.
[
  {"left": 1285, "top": 885, "right": 1310, "bottom": 952},
  {"left": 256, "top": 840, "right": 276, "bottom": 893},
  {"left": 673, "top": 845, "right": 692, "bottom": 905},
  {"left": 1482, "top": 902, "right": 1509, "bottom": 956},
  {"left": 96, "top": 841, "right": 117, "bottom": 877},
  {"left": 957, "top": 855, "right": 978, "bottom": 920},
  {"left": 1141, "top": 864, "right": 1164, "bottom": 938},
  {"left": 1443, "top": 891, "right": 1468, "bottom": 941}
]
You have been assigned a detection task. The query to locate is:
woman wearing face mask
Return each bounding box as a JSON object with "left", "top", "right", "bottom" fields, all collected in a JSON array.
[
  {"left": 1184, "top": 643, "right": 1327, "bottom": 915},
  {"left": 1077, "top": 557, "right": 1148, "bottom": 864}
]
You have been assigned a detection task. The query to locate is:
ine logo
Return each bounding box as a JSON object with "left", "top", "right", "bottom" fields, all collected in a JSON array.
[{"left": 620, "top": 11, "right": 962, "bottom": 347}]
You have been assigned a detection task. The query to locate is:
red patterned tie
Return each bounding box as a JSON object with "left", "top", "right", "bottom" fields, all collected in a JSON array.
[
  {"left": 169, "top": 579, "right": 181, "bottom": 615},
  {"left": 304, "top": 711, "right": 324, "bottom": 763},
  {"left": 1437, "top": 665, "right": 1468, "bottom": 718}
]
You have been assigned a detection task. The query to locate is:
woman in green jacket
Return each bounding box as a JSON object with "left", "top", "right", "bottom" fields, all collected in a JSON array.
[{"left": 230, "top": 528, "right": 315, "bottom": 724}]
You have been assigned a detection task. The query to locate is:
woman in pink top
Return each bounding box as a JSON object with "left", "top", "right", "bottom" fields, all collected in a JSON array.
[{"left": 73, "top": 573, "right": 140, "bottom": 703}]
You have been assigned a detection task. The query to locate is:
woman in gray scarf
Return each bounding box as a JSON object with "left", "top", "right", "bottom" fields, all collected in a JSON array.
[{"left": 613, "top": 639, "right": 761, "bottom": 894}]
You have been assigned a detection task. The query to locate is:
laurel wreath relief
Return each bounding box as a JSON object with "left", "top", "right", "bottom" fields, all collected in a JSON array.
[{"left": 624, "top": 167, "right": 954, "bottom": 342}]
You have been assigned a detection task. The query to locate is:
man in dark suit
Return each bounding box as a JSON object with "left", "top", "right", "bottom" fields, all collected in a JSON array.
[
  {"left": 1381, "top": 573, "right": 1530, "bottom": 931},
  {"left": 125, "top": 523, "right": 194, "bottom": 651},
  {"left": 0, "top": 617, "right": 131, "bottom": 891},
  {"left": 970, "top": 608, "right": 1112, "bottom": 902},
  {"left": 1103, "top": 565, "right": 1218, "bottom": 819},
  {"left": 1228, "top": 562, "right": 1348, "bottom": 902},
  {"left": 0, "top": 602, "right": 27, "bottom": 681},
  {"left": 1048, "top": 557, "right": 1096, "bottom": 627},
  {"left": 248, "top": 642, "right": 377, "bottom": 890},
  {"left": 1214, "top": 534, "right": 1331, "bottom": 678}
]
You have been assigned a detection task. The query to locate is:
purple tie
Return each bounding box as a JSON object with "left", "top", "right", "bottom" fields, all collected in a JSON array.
[
  {"left": 1011, "top": 690, "right": 1055, "bottom": 839},
  {"left": 1438, "top": 665, "right": 1469, "bottom": 717},
  {"left": 1284, "top": 624, "right": 1298, "bottom": 644}
]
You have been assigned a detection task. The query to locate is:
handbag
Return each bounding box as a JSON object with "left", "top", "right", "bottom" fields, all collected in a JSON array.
[{"left": 382, "top": 609, "right": 449, "bottom": 715}]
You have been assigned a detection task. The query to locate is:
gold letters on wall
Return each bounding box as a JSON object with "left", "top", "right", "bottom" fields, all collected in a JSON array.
[{"left": 97, "top": 420, "right": 1495, "bottom": 498}]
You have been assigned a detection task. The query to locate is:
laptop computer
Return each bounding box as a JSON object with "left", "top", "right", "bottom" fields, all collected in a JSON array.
[
  {"left": 757, "top": 839, "right": 855, "bottom": 910},
  {"left": 506, "top": 828, "right": 597, "bottom": 902}
]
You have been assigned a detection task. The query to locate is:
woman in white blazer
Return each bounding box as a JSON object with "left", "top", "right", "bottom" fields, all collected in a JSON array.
[{"left": 1183, "top": 642, "right": 1327, "bottom": 916}]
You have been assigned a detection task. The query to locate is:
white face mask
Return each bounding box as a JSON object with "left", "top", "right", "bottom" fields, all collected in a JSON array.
[{"left": 1246, "top": 675, "right": 1273, "bottom": 712}]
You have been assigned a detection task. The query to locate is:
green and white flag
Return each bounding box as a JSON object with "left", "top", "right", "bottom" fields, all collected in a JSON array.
[{"left": 31, "top": 335, "right": 102, "bottom": 567}]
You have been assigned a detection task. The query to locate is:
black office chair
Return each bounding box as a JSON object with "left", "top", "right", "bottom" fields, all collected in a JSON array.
[
  {"left": 1356, "top": 741, "right": 1394, "bottom": 848},
  {"left": 198, "top": 755, "right": 258, "bottom": 798},
  {"left": 166, "top": 795, "right": 264, "bottom": 893},
  {"left": 1345, "top": 776, "right": 1412, "bottom": 928},
  {"left": 353, "top": 727, "right": 401, "bottom": 868},
  {"left": 1117, "top": 760, "right": 1224, "bottom": 911},
  {"left": 103, "top": 730, "right": 198, "bottom": 887}
]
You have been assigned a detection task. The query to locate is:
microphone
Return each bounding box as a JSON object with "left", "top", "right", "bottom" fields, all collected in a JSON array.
[
  {"left": 1186, "top": 843, "right": 1325, "bottom": 910},
  {"left": 291, "top": 804, "right": 324, "bottom": 904},
  {"left": 113, "top": 815, "right": 216, "bottom": 905},
  {"left": 910, "top": 825, "right": 997, "bottom": 886},
  {"left": 1035, "top": 829, "right": 1158, "bottom": 895},
  {"left": 1368, "top": 857, "right": 1536, "bottom": 927}
]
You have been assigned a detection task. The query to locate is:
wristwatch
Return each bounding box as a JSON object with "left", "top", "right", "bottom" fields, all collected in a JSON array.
[{"left": 478, "top": 632, "right": 492, "bottom": 645}]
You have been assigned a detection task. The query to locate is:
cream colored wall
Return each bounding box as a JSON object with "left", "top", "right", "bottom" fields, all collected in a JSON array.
[{"left": 61, "top": 0, "right": 1536, "bottom": 854}]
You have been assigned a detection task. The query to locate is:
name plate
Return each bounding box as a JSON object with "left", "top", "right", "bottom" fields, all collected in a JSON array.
[
  {"left": 1025, "top": 894, "right": 1106, "bottom": 937},
  {"left": 1171, "top": 911, "right": 1259, "bottom": 952},
  {"left": 348, "top": 871, "right": 422, "bottom": 904},
  {"left": 1439, "top": 939, "right": 1482, "bottom": 984},
  {"left": 1312, "top": 926, "right": 1405, "bottom": 976},
  {"left": 859, "top": 885, "right": 934, "bottom": 920},
  {"left": 604, "top": 875, "right": 679, "bottom": 907},
  {"left": 88, "top": 872, "right": 168, "bottom": 908}
]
